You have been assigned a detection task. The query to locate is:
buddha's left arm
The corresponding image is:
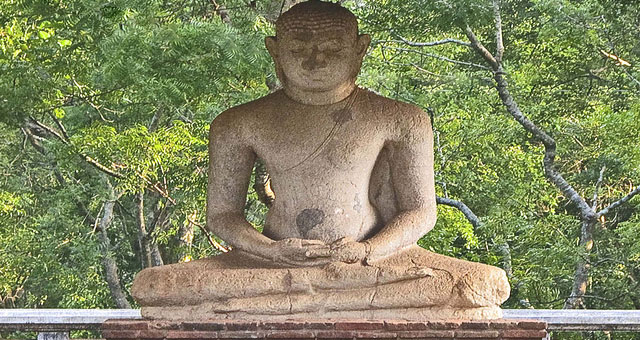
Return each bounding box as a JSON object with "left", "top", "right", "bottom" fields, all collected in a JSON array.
[{"left": 364, "top": 106, "right": 437, "bottom": 263}]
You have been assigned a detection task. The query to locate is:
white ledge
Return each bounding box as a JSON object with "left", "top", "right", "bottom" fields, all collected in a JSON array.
[
  {"left": 0, "top": 309, "right": 141, "bottom": 322},
  {"left": 504, "top": 309, "right": 640, "bottom": 331},
  {"left": 1, "top": 309, "right": 640, "bottom": 331},
  {"left": 0, "top": 309, "right": 141, "bottom": 331}
]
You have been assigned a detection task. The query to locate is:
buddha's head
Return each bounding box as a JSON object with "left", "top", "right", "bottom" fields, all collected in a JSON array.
[{"left": 266, "top": 0, "right": 370, "bottom": 93}]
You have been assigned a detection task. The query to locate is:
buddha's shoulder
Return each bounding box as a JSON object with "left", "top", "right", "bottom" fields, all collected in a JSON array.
[
  {"left": 359, "top": 88, "right": 428, "bottom": 123},
  {"left": 211, "top": 92, "right": 282, "bottom": 129}
]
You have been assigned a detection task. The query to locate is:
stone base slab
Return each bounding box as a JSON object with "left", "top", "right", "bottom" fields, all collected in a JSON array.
[
  {"left": 140, "top": 306, "right": 503, "bottom": 321},
  {"left": 102, "top": 318, "right": 547, "bottom": 339}
]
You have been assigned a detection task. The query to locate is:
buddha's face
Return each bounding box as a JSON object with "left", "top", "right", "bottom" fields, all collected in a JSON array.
[{"left": 266, "top": 28, "right": 370, "bottom": 92}]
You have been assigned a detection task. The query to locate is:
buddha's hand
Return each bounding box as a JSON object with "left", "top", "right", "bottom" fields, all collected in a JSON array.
[
  {"left": 328, "top": 237, "right": 369, "bottom": 264},
  {"left": 268, "top": 238, "right": 333, "bottom": 267}
]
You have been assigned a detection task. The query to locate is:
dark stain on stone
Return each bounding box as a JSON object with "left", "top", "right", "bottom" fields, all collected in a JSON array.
[
  {"left": 296, "top": 208, "right": 325, "bottom": 237},
  {"left": 302, "top": 47, "right": 327, "bottom": 71},
  {"left": 332, "top": 108, "right": 354, "bottom": 123}
]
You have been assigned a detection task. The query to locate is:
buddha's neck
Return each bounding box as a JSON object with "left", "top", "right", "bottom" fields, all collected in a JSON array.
[{"left": 283, "top": 82, "right": 357, "bottom": 106}]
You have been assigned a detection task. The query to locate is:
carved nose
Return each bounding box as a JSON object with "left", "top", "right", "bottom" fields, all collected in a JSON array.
[{"left": 302, "top": 48, "right": 327, "bottom": 71}]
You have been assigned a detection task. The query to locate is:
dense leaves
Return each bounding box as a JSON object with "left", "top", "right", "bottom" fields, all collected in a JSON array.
[{"left": 1, "top": 0, "right": 639, "bottom": 339}]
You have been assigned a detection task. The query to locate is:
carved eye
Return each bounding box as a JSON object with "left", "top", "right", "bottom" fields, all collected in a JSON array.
[
  {"left": 318, "top": 41, "right": 343, "bottom": 53},
  {"left": 290, "top": 48, "right": 305, "bottom": 54}
]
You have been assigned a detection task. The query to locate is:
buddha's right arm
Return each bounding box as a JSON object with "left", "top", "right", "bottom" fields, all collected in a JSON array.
[
  {"left": 206, "top": 110, "right": 332, "bottom": 266},
  {"left": 206, "top": 111, "right": 275, "bottom": 257}
]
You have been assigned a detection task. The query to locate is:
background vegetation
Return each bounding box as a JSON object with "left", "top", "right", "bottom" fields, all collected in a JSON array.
[{"left": 1, "top": 0, "right": 639, "bottom": 338}]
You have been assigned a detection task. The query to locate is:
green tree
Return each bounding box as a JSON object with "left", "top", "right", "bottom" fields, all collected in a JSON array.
[{"left": 1, "top": 2, "right": 639, "bottom": 340}]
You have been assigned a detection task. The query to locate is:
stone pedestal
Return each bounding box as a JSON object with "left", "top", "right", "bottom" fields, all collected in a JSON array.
[{"left": 102, "top": 318, "right": 547, "bottom": 340}]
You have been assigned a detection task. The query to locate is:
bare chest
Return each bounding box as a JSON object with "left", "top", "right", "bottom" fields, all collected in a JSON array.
[{"left": 252, "top": 104, "right": 385, "bottom": 175}]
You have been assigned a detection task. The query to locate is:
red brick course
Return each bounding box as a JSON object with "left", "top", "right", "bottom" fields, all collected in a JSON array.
[
  {"left": 396, "top": 330, "right": 455, "bottom": 338},
  {"left": 500, "top": 329, "right": 548, "bottom": 338},
  {"left": 334, "top": 320, "right": 385, "bottom": 330},
  {"left": 516, "top": 321, "right": 546, "bottom": 330},
  {"left": 102, "top": 318, "right": 547, "bottom": 339},
  {"left": 384, "top": 321, "right": 430, "bottom": 331}
]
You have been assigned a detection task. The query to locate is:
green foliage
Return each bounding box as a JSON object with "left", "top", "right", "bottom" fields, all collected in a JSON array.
[
  {"left": 1, "top": 1, "right": 639, "bottom": 339},
  {"left": 0, "top": 0, "right": 273, "bottom": 315},
  {"left": 355, "top": 0, "right": 640, "bottom": 330}
]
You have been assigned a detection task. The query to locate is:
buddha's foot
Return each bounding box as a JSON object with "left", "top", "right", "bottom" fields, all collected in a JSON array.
[
  {"left": 449, "top": 261, "right": 511, "bottom": 308},
  {"left": 373, "top": 245, "right": 510, "bottom": 309}
]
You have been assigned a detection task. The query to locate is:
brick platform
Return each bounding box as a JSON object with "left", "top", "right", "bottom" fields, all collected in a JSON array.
[{"left": 102, "top": 318, "right": 548, "bottom": 339}]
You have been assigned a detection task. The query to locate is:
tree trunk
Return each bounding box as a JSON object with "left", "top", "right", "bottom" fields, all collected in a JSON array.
[
  {"left": 497, "top": 242, "right": 513, "bottom": 279},
  {"left": 150, "top": 244, "right": 164, "bottom": 266},
  {"left": 136, "top": 192, "right": 164, "bottom": 268},
  {"left": 97, "top": 195, "right": 131, "bottom": 309},
  {"left": 564, "top": 219, "right": 596, "bottom": 309},
  {"left": 136, "top": 192, "right": 153, "bottom": 268},
  {"left": 22, "top": 123, "right": 131, "bottom": 307},
  {"left": 145, "top": 196, "right": 166, "bottom": 266}
]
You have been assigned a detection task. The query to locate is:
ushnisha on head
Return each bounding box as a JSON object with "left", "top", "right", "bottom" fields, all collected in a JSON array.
[
  {"left": 275, "top": 0, "right": 359, "bottom": 38},
  {"left": 265, "top": 0, "right": 371, "bottom": 105}
]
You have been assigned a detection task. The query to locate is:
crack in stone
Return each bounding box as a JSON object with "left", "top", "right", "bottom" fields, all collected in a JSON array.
[
  {"left": 285, "top": 269, "right": 294, "bottom": 313},
  {"left": 369, "top": 286, "right": 378, "bottom": 308},
  {"left": 373, "top": 266, "right": 382, "bottom": 285}
]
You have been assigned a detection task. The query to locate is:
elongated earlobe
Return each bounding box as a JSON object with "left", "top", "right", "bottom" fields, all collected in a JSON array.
[
  {"left": 265, "top": 36, "right": 286, "bottom": 86},
  {"left": 357, "top": 34, "right": 371, "bottom": 57},
  {"left": 265, "top": 36, "right": 278, "bottom": 60}
]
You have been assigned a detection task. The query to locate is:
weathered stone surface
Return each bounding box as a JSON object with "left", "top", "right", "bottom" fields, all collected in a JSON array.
[
  {"left": 131, "top": 0, "right": 510, "bottom": 320},
  {"left": 139, "top": 305, "right": 505, "bottom": 322},
  {"left": 101, "top": 319, "right": 548, "bottom": 340}
]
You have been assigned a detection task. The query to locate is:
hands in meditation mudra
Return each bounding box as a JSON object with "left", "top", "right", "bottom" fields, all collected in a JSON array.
[{"left": 132, "top": 0, "right": 510, "bottom": 320}]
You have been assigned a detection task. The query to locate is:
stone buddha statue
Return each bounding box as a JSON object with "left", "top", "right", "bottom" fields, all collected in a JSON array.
[{"left": 132, "top": 0, "right": 509, "bottom": 320}]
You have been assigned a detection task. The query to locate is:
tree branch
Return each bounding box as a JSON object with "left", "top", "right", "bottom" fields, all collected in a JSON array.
[
  {"left": 148, "top": 107, "right": 163, "bottom": 133},
  {"left": 28, "top": 117, "right": 68, "bottom": 145},
  {"left": 436, "top": 195, "right": 482, "bottom": 229},
  {"left": 382, "top": 46, "right": 491, "bottom": 70},
  {"left": 27, "top": 116, "right": 125, "bottom": 179},
  {"left": 407, "top": 62, "right": 456, "bottom": 79},
  {"left": 622, "top": 68, "right": 640, "bottom": 89},
  {"left": 190, "top": 218, "right": 229, "bottom": 253},
  {"left": 465, "top": 25, "right": 596, "bottom": 221},
  {"left": 21, "top": 126, "right": 45, "bottom": 154},
  {"left": 464, "top": 26, "right": 499, "bottom": 70},
  {"left": 498, "top": 70, "right": 594, "bottom": 219},
  {"left": 492, "top": 0, "right": 504, "bottom": 63},
  {"left": 591, "top": 166, "right": 606, "bottom": 210},
  {"left": 396, "top": 36, "right": 471, "bottom": 47},
  {"left": 497, "top": 242, "right": 513, "bottom": 279},
  {"left": 82, "top": 154, "right": 125, "bottom": 179},
  {"left": 48, "top": 112, "right": 70, "bottom": 142},
  {"left": 597, "top": 184, "right": 640, "bottom": 217}
]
